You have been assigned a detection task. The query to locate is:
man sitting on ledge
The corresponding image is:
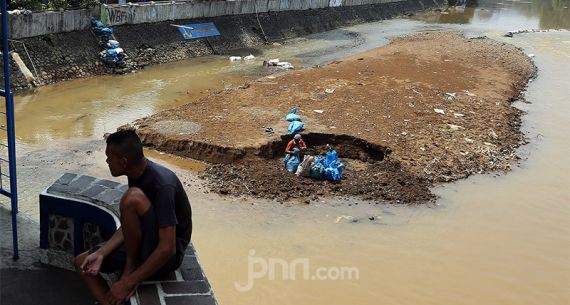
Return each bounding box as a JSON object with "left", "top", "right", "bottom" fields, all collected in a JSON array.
[{"left": 74, "top": 130, "right": 192, "bottom": 305}]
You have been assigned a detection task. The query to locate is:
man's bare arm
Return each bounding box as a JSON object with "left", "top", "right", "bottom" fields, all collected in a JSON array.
[{"left": 80, "top": 228, "right": 124, "bottom": 275}]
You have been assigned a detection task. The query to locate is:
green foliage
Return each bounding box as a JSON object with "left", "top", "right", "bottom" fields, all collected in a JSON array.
[
  {"left": 67, "top": 0, "right": 99, "bottom": 9},
  {"left": 8, "top": 0, "right": 45, "bottom": 11},
  {"left": 47, "top": 0, "right": 69, "bottom": 9}
]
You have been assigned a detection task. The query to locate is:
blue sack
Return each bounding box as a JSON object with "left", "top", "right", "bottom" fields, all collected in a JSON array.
[
  {"left": 288, "top": 121, "right": 304, "bottom": 134},
  {"left": 286, "top": 157, "right": 301, "bottom": 173},
  {"left": 320, "top": 151, "right": 344, "bottom": 181},
  {"left": 285, "top": 113, "right": 301, "bottom": 122},
  {"left": 323, "top": 163, "right": 344, "bottom": 181},
  {"left": 93, "top": 27, "right": 113, "bottom": 36},
  {"left": 107, "top": 40, "right": 120, "bottom": 49},
  {"left": 286, "top": 148, "right": 301, "bottom": 173},
  {"left": 91, "top": 19, "right": 105, "bottom": 28},
  {"left": 282, "top": 154, "right": 291, "bottom": 166},
  {"left": 325, "top": 150, "right": 338, "bottom": 167},
  {"left": 285, "top": 107, "right": 301, "bottom": 122}
]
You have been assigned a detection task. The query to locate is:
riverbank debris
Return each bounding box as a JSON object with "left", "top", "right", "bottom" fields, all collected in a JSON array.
[{"left": 130, "top": 32, "right": 535, "bottom": 203}]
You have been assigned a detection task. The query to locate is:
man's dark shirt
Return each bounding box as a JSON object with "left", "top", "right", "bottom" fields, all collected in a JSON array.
[{"left": 128, "top": 160, "right": 192, "bottom": 256}]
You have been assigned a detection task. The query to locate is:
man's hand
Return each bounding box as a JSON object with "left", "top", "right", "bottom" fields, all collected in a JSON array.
[
  {"left": 80, "top": 252, "right": 104, "bottom": 276},
  {"left": 107, "top": 279, "right": 137, "bottom": 305}
]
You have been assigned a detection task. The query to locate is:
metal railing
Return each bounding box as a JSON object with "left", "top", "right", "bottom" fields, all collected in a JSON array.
[{"left": 1, "top": 0, "right": 20, "bottom": 260}]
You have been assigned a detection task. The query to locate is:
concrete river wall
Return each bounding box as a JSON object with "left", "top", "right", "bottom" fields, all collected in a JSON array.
[{"left": 2, "top": 0, "right": 445, "bottom": 90}]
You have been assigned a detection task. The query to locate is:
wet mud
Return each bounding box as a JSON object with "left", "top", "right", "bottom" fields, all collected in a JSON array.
[{"left": 129, "top": 32, "right": 536, "bottom": 203}]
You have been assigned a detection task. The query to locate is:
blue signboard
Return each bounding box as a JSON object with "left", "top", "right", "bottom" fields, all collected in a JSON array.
[{"left": 176, "top": 22, "right": 220, "bottom": 40}]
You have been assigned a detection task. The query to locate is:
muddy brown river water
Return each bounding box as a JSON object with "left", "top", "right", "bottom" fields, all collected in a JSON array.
[{"left": 2, "top": 1, "right": 569, "bottom": 304}]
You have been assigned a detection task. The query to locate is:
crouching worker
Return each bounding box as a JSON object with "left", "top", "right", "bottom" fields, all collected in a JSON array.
[
  {"left": 74, "top": 130, "right": 192, "bottom": 305},
  {"left": 283, "top": 134, "right": 307, "bottom": 173},
  {"left": 285, "top": 134, "right": 306, "bottom": 159}
]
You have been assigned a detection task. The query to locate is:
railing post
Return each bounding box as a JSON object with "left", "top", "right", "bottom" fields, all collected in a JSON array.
[{"left": 1, "top": 0, "right": 20, "bottom": 260}]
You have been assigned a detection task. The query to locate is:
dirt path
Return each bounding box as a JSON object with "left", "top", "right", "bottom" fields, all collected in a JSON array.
[{"left": 127, "top": 32, "right": 535, "bottom": 203}]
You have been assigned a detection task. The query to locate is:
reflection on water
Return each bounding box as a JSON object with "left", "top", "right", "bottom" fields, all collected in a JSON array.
[
  {"left": 416, "top": 0, "right": 570, "bottom": 29},
  {"left": 9, "top": 59, "right": 252, "bottom": 147}
]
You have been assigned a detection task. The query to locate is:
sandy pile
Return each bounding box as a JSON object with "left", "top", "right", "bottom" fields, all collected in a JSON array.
[{"left": 129, "top": 32, "right": 536, "bottom": 203}]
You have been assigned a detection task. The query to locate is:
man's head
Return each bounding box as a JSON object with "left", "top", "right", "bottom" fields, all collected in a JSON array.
[
  {"left": 294, "top": 133, "right": 302, "bottom": 143},
  {"left": 105, "top": 130, "right": 144, "bottom": 177}
]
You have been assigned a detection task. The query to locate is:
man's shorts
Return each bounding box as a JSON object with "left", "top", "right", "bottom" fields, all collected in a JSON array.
[{"left": 89, "top": 206, "right": 184, "bottom": 277}]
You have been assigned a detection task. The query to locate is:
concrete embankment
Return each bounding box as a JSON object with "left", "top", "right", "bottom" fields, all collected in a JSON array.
[{"left": 1, "top": 0, "right": 444, "bottom": 91}]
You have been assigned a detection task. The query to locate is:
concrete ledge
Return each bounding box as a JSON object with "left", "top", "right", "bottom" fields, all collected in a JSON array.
[{"left": 39, "top": 173, "right": 216, "bottom": 305}]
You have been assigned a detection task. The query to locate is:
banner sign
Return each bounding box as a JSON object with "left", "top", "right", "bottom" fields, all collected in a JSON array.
[{"left": 176, "top": 23, "right": 221, "bottom": 40}]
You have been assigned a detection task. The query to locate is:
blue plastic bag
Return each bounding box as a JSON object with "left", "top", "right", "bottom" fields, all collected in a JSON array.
[
  {"left": 282, "top": 154, "right": 291, "bottom": 166},
  {"left": 285, "top": 107, "right": 302, "bottom": 122},
  {"left": 288, "top": 121, "right": 304, "bottom": 134},
  {"left": 91, "top": 19, "right": 105, "bottom": 28},
  {"left": 93, "top": 27, "right": 113, "bottom": 36},
  {"left": 286, "top": 148, "right": 301, "bottom": 173},
  {"left": 323, "top": 162, "right": 344, "bottom": 181},
  {"left": 286, "top": 113, "right": 301, "bottom": 122},
  {"left": 315, "top": 151, "right": 344, "bottom": 181},
  {"left": 107, "top": 40, "right": 120, "bottom": 49},
  {"left": 325, "top": 150, "right": 338, "bottom": 167}
]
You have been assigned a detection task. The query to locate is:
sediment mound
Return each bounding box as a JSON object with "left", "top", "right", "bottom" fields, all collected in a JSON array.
[{"left": 128, "top": 31, "right": 536, "bottom": 203}]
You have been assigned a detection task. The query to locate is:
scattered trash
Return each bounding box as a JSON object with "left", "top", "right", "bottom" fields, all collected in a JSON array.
[
  {"left": 453, "top": 113, "right": 465, "bottom": 118},
  {"left": 313, "top": 109, "right": 324, "bottom": 114},
  {"left": 434, "top": 108, "right": 445, "bottom": 114},
  {"left": 8, "top": 9, "right": 32, "bottom": 15},
  {"left": 336, "top": 215, "right": 357, "bottom": 223},
  {"left": 464, "top": 90, "right": 477, "bottom": 97},
  {"left": 92, "top": 19, "right": 127, "bottom": 68},
  {"left": 263, "top": 58, "right": 294, "bottom": 69},
  {"left": 325, "top": 88, "right": 335, "bottom": 94},
  {"left": 244, "top": 54, "right": 256, "bottom": 61},
  {"left": 264, "top": 127, "right": 274, "bottom": 133},
  {"left": 527, "top": 53, "right": 535, "bottom": 58},
  {"left": 107, "top": 40, "right": 120, "bottom": 49},
  {"left": 229, "top": 56, "right": 242, "bottom": 62},
  {"left": 505, "top": 28, "right": 569, "bottom": 38},
  {"left": 489, "top": 129, "right": 498, "bottom": 139},
  {"left": 448, "top": 124, "right": 463, "bottom": 131},
  {"left": 276, "top": 62, "right": 294, "bottom": 69},
  {"left": 99, "top": 48, "right": 126, "bottom": 67},
  {"left": 445, "top": 92, "right": 456, "bottom": 100}
]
